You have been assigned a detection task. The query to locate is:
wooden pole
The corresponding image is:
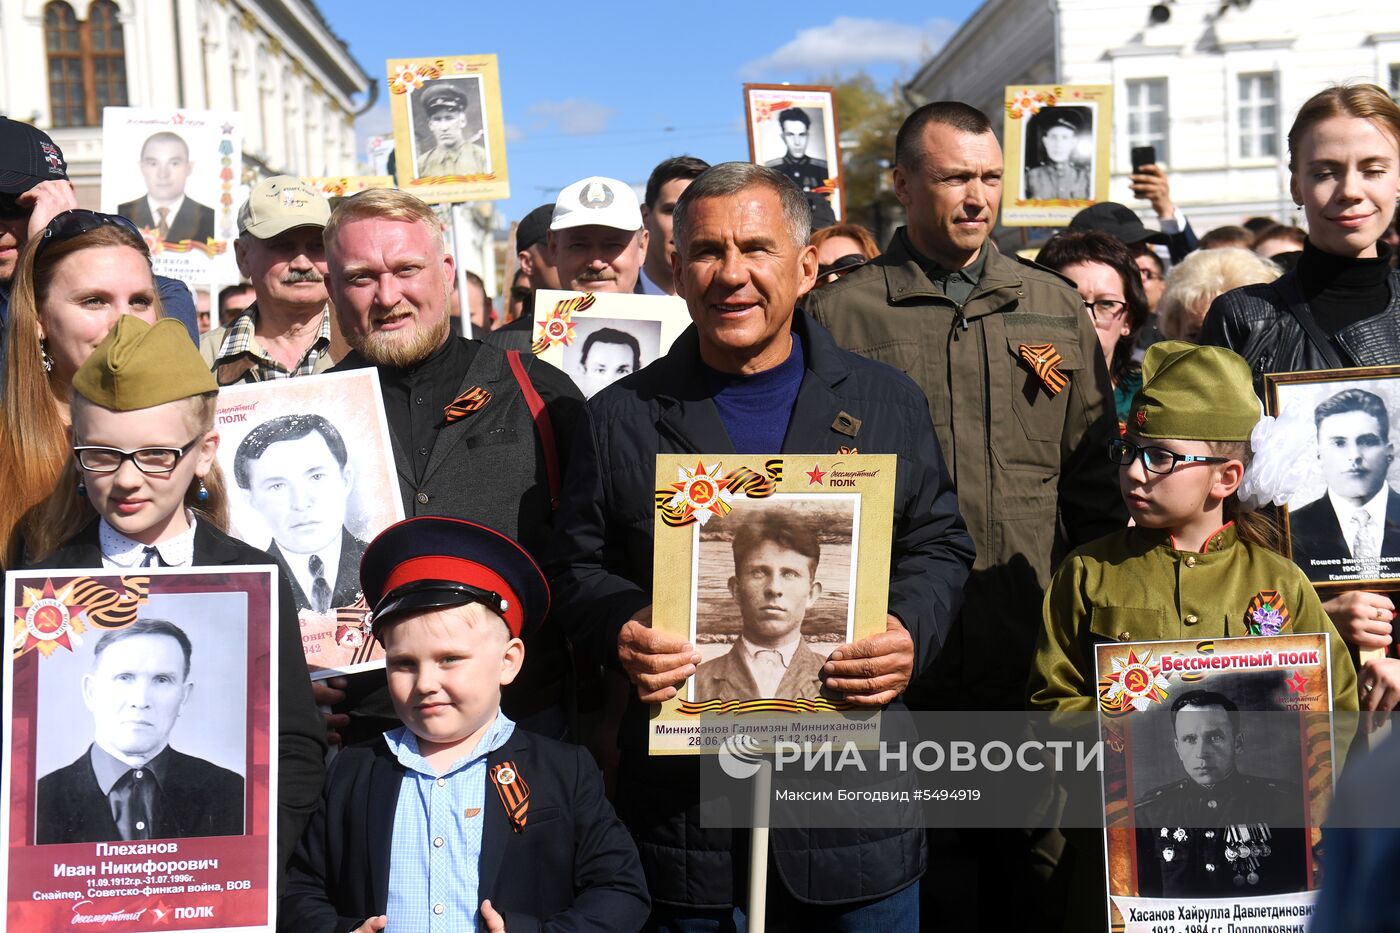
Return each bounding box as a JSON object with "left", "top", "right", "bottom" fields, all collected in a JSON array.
[{"left": 747, "top": 758, "right": 773, "bottom": 932}]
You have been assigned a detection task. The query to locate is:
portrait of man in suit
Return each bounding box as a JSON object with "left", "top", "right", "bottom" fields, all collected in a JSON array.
[
  {"left": 233, "top": 414, "right": 367, "bottom": 614},
  {"left": 1289, "top": 387, "right": 1400, "bottom": 582},
  {"left": 692, "top": 510, "right": 831, "bottom": 702},
  {"left": 35, "top": 619, "right": 245, "bottom": 844},
  {"left": 117, "top": 131, "right": 216, "bottom": 243}
]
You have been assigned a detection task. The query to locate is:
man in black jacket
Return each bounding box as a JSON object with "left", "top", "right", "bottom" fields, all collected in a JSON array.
[
  {"left": 547, "top": 162, "right": 975, "bottom": 928},
  {"left": 322, "top": 188, "right": 584, "bottom": 741}
]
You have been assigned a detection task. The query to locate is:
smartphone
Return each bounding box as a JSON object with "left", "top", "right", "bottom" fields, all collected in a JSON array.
[{"left": 1131, "top": 146, "right": 1157, "bottom": 171}]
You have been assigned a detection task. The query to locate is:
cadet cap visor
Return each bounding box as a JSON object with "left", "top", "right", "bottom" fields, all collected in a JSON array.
[
  {"left": 238, "top": 175, "right": 331, "bottom": 239},
  {"left": 73, "top": 317, "right": 217, "bottom": 411},
  {"left": 1128, "top": 340, "right": 1259, "bottom": 442},
  {"left": 361, "top": 517, "right": 549, "bottom": 639}
]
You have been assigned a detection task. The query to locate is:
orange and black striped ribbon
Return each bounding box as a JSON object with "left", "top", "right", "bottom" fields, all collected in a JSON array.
[
  {"left": 490, "top": 761, "right": 530, "bottom": 832},
  {"left": 444, "top": 386, "right": 492, "bottom": 424},
  {"left": 1017, "top": 343, "right": 1068, "bottom": 397},
  {"left": 68, "top": 576, "right": 150, "bottom": 630}
]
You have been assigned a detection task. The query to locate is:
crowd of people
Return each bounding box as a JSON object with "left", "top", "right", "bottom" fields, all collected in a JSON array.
[{"left": 0, "top": 76, "right": 1399, "bottom": 933}]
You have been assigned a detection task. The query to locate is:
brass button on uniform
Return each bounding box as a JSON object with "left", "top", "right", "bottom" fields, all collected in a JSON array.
[
  {"left": 1117, "top": 632, "right": 1132, "bottom": 642},
  {"left": 1185, "top": 614, "right": 1199, "bottom": 626},
  {"left": 1184, "top": 555, "right": 1198, "bottom": 568}
]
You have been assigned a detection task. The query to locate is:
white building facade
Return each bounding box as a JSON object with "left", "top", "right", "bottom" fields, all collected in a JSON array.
[
  {"left": 0, "top": 0, "right": 369, "bottom": 205},
  {"left": 906, "top": 0, "right": 1400, "bottom": 236}
]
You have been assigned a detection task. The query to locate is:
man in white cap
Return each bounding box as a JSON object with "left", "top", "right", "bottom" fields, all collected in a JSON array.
[
  {"left": 548, "top": 176, "right": 649, "bottom": 294},
  {"left": 201, "top": 176, "right": 335, "bottom": 384}
]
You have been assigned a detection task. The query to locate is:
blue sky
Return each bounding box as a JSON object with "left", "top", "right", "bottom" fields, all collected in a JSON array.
[{"left": 330, "top": 3, "right": 980, "bottom": 225}]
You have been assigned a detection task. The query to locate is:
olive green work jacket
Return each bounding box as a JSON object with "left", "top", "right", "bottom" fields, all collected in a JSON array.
[{"left": 805, "top": 232, "right": 1126, "bottom": 709}]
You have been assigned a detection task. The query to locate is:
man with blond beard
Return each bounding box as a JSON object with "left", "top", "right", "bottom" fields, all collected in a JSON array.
[{"left": 318, "top": 188, "right": 583, "bottom": 743}]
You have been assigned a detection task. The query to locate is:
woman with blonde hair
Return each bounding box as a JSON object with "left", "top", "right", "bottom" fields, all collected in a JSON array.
[
  {"left": 1157, "top": 247, "right": 1281, "bottom": 342},
  {"left": 1199, "top": 83, "right": 1400, "bottom": 714},
  {"left": 0, "top": 210, "right": 162, "bottom": 563}
]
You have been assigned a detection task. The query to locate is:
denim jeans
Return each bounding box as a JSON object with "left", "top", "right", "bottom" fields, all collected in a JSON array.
[{"left": 644, "top": 879, "right": 920, "bottom": 933}]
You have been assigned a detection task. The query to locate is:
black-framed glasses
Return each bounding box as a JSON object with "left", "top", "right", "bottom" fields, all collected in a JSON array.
[
  {"left": 73, "top": 438, "right": 200, "bottom": 475},
  {"left": 37, "top": 209, "right": 144, "bottom": 259},
  {"left": 1109, "top": 438, "right": 1229, "bottom": 475},
  {"left": 1083, "top": 297, "right": 1128, "bottom": 320}
]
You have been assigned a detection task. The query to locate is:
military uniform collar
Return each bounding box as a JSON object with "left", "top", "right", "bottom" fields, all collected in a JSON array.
[
  {"left": 1164, "top": 521, "right": 1239, "bottom": 555},
  {"left": 880, "top": 229, "right": 1022, "bottom": 308}
]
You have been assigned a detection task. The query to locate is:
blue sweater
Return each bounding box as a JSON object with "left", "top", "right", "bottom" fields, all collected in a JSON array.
[{"left": 703, "top": 332, "right": 805, "bottom": 454}]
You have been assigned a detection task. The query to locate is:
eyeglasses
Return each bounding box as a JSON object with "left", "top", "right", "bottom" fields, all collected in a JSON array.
[
  {"left": 817, "top": 253, "right": 867, "bottom": 281},
  {"left": 1083, "top": 297, "right": 1127, "bottom": 320},
  {"left": 73, "top": 438, "right": 201, "bottom": 475},
  {"left": 1109, "top": 438, "right": 1230, "bottom": 475},
  {"left": 36, "top": 209, "right": 144, "bottom": 259}
]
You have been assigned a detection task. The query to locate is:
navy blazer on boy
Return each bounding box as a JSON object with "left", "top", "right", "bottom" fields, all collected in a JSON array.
[{"left": 279, "top": 728, "right": 650, "bottom": 933}]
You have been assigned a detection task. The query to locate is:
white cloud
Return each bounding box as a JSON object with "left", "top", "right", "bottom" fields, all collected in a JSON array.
[
  {"left": 504, "top": 123, "right": 524, "bottom": 143},
  {"left": 527, "top": 99, "right": 618, "bottom": 137},
  {"left": 741, "top": 17, "right": 957, "bottom": 77}
]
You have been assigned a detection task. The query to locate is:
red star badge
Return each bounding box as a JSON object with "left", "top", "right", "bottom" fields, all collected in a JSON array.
[
  {"left": 1285, "top": 671, "right": 1307, "bottom": 694},
  {"left": 12, "top": 580, "right": 88, "bottom": 658},
  {"left": 666, "top": 461, "right": 734, "bottom": 526},
  {"left": 149, "top": 899, "right": 174, "bottom": 924},
  {"left": 806, "top": 464, "right": 826, "bottom": 485}
]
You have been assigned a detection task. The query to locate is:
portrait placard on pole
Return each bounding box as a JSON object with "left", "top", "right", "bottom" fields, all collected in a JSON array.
[
  {"left": 530, "top": 289, "right": 690, "bottom": 398},
  {"left": 743, "top": 84, "right": 843, "bottom": 220},
  {"left": 300, "top": 176, "right": 396, "bottom": 200},
  {"left": 647, "top": 454, "right": 895, "bottom": 755},
  {"left": 100, "top": 107, "right": 244, "bottom": 285},
  {"left": 1001, "top": 85, "right": 1112, "bottom": 227},
  {"left": 387, "top": 54, "right": 509, "bottom": 203},
  {"left": 213, "top": 370, "right": 404, "bottom": 678},
  {"left": 3, "top": 567, "right": 279, "bottom": 932},
  {"left": 1095, "top": 634, "right": 1335, "bottom": 931}
]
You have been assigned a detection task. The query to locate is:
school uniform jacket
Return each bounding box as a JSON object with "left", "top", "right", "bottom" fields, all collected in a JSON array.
[
  {"left": 278, "top": 729, "right": 650, "bottom": 933},
  {"left": 29, "top": 520, "right": 327, "bottom": 879}
]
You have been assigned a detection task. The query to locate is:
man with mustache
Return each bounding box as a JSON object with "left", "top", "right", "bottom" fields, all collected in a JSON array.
[
  {"left": 1290, "top": 388, "right": 1400, "bottom": 581},
  {"left": 320, "top": 188, "right": 583, "bottom": 744},
  {"left": 201, "top": 176, "right": 337, "bottom": 384},
  {"left": 548, "top": 176, "right": 649, "bottom": 294}
]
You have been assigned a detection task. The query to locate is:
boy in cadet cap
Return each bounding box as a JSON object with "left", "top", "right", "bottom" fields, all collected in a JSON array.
[
  {"left": 1027, "top": 341, "right": 1357, "bottom": 926},
  {"left": 23, "top": 316, "right": 325, "bottom": 876},
  {"left": 280, "top": 516, "right": 648, "bottom": 933}
]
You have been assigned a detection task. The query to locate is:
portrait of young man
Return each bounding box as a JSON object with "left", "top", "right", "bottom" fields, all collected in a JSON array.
[
  {"left": 35, "top": 619, "right": 245, "bottom": 844},
  {"left": 1133, "top": 690, "right": 1305, "bottom": 897},
  {"left": 232, "top": 413, "right": 367, "bottom": 614},
  {"left": 763, "top": 106, "right": 830, "bottom": 196},
  {"left": 1289, "top": 387, "right": 1400, "bottom": 581},
  {"left": 117, "top": 131, "right": 216, "bottom": 243},
  {"left": 691, "top": 510, "right": 844, "bottom": 703},
  {"left": 413, "top": 80, "right": 489, "bottom": 179}
]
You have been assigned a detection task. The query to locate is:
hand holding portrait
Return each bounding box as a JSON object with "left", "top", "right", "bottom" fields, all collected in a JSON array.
[
  {"left": 820, "top": 615, "right": 913, "bottom": 707},
  {"left": 618, "top": 608, "right": 700, "bottom": 703},
  {"left": 1322, "top": 590, "right": 1394, "bottom": 650},
  {"left": 1360, "top": 657, "right": 1400, "bottom": 712}
]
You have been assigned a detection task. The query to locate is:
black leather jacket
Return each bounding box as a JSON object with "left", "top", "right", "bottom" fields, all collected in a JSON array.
[{"left": 1198, "top": 269, "right": 1400, "bottom": 395}]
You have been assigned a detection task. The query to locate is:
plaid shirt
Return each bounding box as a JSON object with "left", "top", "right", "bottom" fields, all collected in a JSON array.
[{"left": 209, "top": 304, "right": 332, "bottom": 381}]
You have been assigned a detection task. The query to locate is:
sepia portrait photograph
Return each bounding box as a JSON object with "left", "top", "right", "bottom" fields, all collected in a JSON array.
[
  {"left": 1269, "top": 367, "right": 1400, "bottom": 590},
  {"left": 687, "top": 495, "right": 859, "bottom": 704},
  {"left": 1001, "top": 84, "right": 1112, "bottom": 226},
  {"left": 388, "top": 54, "right": 509, "bottom": 203}
]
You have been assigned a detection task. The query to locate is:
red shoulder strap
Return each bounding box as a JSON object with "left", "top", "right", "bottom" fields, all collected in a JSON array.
[{"left": 505, "top": 350, "right": 560, "bottom": 510}]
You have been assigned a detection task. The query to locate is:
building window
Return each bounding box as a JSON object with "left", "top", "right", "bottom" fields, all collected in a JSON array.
[
  {"left": 44, "top": 0, "right": 128, "bottom": 128},
  {"left": 1125, "top": 78, "right": 1169, "bottom": 163},
  {"left": 1237, "top": 72, "right": 1278, "bottom": 159}
]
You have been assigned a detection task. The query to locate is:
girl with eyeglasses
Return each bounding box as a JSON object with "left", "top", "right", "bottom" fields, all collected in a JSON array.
[
  {"left": 0, "top": 210, "right": 162, "bottom": 563},
  {"left": 1037, "top": 229, "right": 1151, "bottom": 428},
  {"left": 1200, "top": 84, "right": 1400, "bottom": 714}
]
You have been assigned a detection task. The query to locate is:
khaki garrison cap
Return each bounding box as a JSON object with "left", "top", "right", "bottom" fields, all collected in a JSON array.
[
  {"left": 1128, "top": 340, "right": 1259, "bottom": 442},
  {"left": 74, "top": 317, "right": 217, "bottom": 411}
]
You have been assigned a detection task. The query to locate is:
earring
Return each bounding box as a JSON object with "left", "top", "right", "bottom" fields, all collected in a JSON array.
[
  {"left": 76, "top": 479, "right": 86, "bottom": 498},
  {"left": 195, "top": 479, "right": 209, "bottom": 503},
  {"left": 40, "top": 339, "right": 54, "bottom": 374}
]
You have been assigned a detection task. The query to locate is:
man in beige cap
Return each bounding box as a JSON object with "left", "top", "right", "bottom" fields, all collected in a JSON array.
[
  {"left": 548, "top": 175, "right": 648, "bottom": 294},
  {"left": 201, "top": 175, "right": 334, "bottom": 384}
]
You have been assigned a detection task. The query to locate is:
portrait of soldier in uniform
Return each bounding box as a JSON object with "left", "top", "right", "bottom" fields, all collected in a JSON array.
[
  {"left": 763, "top": 107, "right": 830, "bottom": 195},
  {"left": 1024, "top": 106, "right": 1092, "bottom": 201},
  {"left": 1288, "top": 387, "right": 1400, "bottom": 581},
  {"left": 413, "top": 79, "right": 490, "bottom": 179},
  {"left": 1133, "top": 690, "right": 1306, "bottom": 897},
  {"left": 561, "top": 318, "right": 663, "bottom": 399},
  {"left": 116, "top": 131, "right": 216, "bottom": 243},
  {"left": 692, "top": 508, "right": 849, "bottom": 703},
  {"left": 35, "top": 619, "right": 245, "bottom": 844}
]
